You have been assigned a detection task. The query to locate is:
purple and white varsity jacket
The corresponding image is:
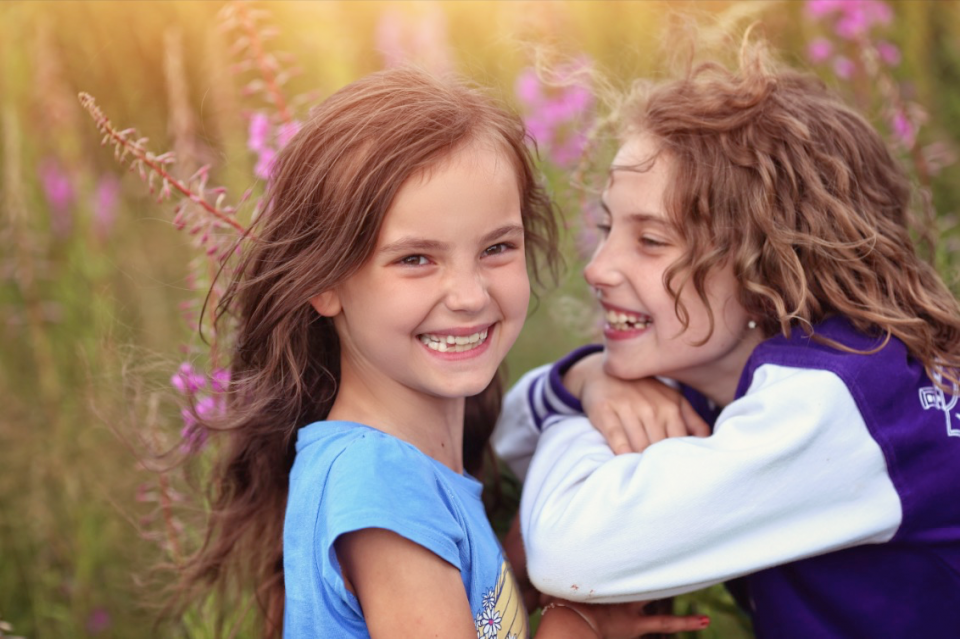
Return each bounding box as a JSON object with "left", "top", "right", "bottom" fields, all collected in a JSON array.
[{"left": 492, "top": 317, "right": 960, "bottom": 637}]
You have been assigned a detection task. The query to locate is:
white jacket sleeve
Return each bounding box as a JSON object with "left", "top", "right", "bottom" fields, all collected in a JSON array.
[
  {"left": 521, "top": 364, "right": 903, "bottom": 602},
  {"left": 492, "top": 358, "right": 588, "bottom": 482}
]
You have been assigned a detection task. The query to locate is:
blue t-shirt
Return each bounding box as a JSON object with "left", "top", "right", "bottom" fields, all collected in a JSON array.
[{"left": 283, "top": 420, "right": 528, "bottom": 638}]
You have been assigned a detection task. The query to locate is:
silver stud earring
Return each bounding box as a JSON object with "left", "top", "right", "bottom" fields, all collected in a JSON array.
[{"left": 747, "top": 320, "right": 757, "bottom": 330}]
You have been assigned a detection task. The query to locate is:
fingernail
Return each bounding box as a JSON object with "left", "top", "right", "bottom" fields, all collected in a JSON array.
[{"left": 699, "top": 616, "right": 711, "bottom": 627}]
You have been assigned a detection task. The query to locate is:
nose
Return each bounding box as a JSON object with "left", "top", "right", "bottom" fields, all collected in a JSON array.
[
  {"left": 444, "top": 263, "right": 489, "bottom": 314},
  {"left": 583, "top": 238, "right": 622, "bottom": 291}
]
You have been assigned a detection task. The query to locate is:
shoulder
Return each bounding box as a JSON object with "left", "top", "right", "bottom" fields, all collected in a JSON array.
[
  {"left": 290, "top": 421, "right": 447, "bottom": 504},
  {"left": 737, "top": 316, "right": 917, "bottom": 400}
]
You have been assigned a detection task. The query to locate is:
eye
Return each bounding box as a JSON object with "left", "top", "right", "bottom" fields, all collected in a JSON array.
[
  {"left": 483, "top": 242, "right": 515, "bottom": 257},
  {"left": 640, "top": 235, "right": 668, "bottom": 248},
  {"left": 398, "top": 255, "right": 429, "bottom": 266}
]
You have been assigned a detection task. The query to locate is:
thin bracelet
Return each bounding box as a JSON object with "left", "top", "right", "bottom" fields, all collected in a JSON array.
[{"left": 541, "top": 602, "right": 601, "bottom": 638}]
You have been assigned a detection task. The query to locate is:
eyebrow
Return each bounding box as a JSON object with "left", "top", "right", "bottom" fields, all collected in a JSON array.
[
  {"left": 377, "top": 223, "right": 524, "bottom": 256},
  {"left": 598, "top": 200, "right": 669, "bottom": 226}
]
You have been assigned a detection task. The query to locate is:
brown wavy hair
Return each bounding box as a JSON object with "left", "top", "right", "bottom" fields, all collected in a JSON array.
[
  {"left": 614, "top": 39, "right": 960, "bottom": 385},
  {"left": 173, "top": 67, "right": 560, "bottom": 636}
]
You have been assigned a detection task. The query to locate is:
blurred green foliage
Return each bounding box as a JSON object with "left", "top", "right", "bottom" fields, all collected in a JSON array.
[{"left": 2, "top": 1, "right": 959, "bottom": 637}]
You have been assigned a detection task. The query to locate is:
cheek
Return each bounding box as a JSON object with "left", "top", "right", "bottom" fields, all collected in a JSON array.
[{"left": 505, "top": 266, "right": 531, "bottom": 317}]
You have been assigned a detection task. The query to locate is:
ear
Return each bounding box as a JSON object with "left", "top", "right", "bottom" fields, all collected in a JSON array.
[{"left": 309, "top": 290, "right": 342, "bottom": 317}]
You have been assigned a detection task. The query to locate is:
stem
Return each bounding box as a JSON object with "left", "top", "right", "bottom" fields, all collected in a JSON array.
[
  {"left": 79, "top": 93, "right": 251, "bottom": 237},
  {"left": 235, "top": 2, "right": 293, "bottom": 124},
  {"left": 157, "top": 470, "right": 183, "bottom": 565}
]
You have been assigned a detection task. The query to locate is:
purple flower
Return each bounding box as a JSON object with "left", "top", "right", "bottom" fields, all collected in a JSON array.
[
  {"left": 210, "top": 368, "right": 230, "bottom": 393},
  {"left": 254, "top": 147, "right": 277, "bottom": 180},
  {"left": 833, "top": 55, "right": 856, "bottom": 79},
  {"left": 276, "top": 120, "right": 302, "bottom": 149},
  {"left": 179, "top": 397, "right": 215, "bottom": 454},
  {"left": 86, "top": 607, "right": 111, "bottom": 635},
  {"left": 805, "top": 0, "right": 848, "bottom": 19},
  {"left": 247, "top": 113, "right": 271, "bottom": 151},
  {"left": 515, "top": 69, "right": 543, "bottom": 106},
  {"left": 807, "top": 37, "right": 834, "bottom": 64},
  {"left": 834, "top": 1, "right": 893, "bottom": 40},
  {"left": 39, "top": 158, "right": 75, "bottom": 238},
  {"left": 180, "top": 421, "right": 208, "bottom": 454},
  {"left": 876, "top": 40, "right": 901, "bottom": 66},
  {"left": 890, "top": 110, "right": 915, "bottom": 147},
  {"left": 513, "top": 58, "right": 594, "bottom": 168},
  {"left": 195, "top": 395, "right": 219, "bottom": 419},
  {"left": 93, "top": 174, "right": 121, "bottom": 241},
  {"left": 171, "top": 362, "right": 206, "bottom": 395}
]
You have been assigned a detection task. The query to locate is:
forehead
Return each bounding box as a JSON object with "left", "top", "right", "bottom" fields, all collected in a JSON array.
[
  {"left": 378, "top": 141, "right": 522, "bottom": 239},
  {"left": 603, "top": 135, "right": 672, "bottom": 218}
]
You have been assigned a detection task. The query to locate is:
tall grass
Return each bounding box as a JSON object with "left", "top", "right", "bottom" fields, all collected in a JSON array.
[{"left": 1, "top": 2, "right": 958, "bottom": 637}]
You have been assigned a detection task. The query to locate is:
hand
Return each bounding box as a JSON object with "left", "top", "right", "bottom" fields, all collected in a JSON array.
[
  {"left": 539, "top": 598, "right": 710, "bottom": 638},
  {"left": 563, "top": 353, "right": 710, "bottom": 454}
]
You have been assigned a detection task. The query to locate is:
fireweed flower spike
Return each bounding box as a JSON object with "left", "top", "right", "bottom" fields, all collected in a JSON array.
[{"left": 78, "top": 93, "right": 250, "bottom": 240}]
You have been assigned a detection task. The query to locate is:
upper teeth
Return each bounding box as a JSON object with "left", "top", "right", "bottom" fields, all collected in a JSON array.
[
  {"left": 419, "top": 329, "right": 489, "bottom": 352},
  {"left": 605, "top": 310, "right": 650, "bottom": 330}
]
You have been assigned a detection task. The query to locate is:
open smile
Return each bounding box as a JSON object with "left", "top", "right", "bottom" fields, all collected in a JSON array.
[
  {"left": 418, "top": 326, "right": 491, "bottom": 353},
  {"left": 602, "top": 305, "right": 652, "bottom": 332}
]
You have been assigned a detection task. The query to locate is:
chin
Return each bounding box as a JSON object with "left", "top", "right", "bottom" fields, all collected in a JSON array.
[{"left": 602, "top": 355, "right": 643, "bottom": 382}]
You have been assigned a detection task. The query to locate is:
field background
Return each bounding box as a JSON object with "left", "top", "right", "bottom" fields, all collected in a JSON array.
[{"left": 2, "top": 1, "right": 960, "bottom": 637}]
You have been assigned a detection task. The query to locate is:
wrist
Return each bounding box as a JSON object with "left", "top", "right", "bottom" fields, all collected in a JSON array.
[
  {"left": 540, "top": 601, "right": 600, "bottom": 639},
  {"left": 562, "top": 352, "right": 604, "bottom": 401}
]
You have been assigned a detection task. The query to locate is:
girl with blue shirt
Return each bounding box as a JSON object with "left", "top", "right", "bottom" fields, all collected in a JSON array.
[{"left": 174, "top": 67, "right": 709, "bottom": 638}]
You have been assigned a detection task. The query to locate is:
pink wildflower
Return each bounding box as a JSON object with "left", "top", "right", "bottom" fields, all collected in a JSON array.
[
  {"left": 92, "top": 174, "right": 121, "bottom": 241},
  {"left": 805, "top": 0, "right": 848, "bottom": 19},
  {"left": 807, "top": 38, "right": 834, "bottom": 64},
  {"left": 171, "top": 362, "right": 206, "bottom": 394},
  {"left": 85, "top": 608, "right": 111, "bottom": 635},
  {"left": 876, "top": 40, "right": 901, "bottom": 66},
  {"left": 890, "top": 110, "right": 915, "bottom": 147},
  {"left": 515, "top": 69, "right": 543, "bottom": 105},
  {"left": 247, "top": 112, "right": 272, "bottom": 151},
  {"left": 514, "top": 59, "right": 594, "bottom": 167},
  {"left": 276, "top": 120, "right": 302, "bottom": 148},
  {"left": 254, "top": 146, "right": 277, "bottom": 180},
  {"left": 39, "top": 158, "right": 75, "bottom": 238},
  {"left": 834, "top": 1, "right": 893, "bottom": 40},
  {"left": 210, "top": 368, "right": 231, "bottom": 393},
  {"left": 833, "top": 56, "right": 856, "bottom": 79}
]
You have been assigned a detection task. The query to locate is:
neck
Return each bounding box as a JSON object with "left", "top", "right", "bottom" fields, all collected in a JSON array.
[
  {"left": 328, "top": 361, "right": 466, "bottom": 474},
  {"left": 680, "top": 329, "right": 767, "bottom": 408}
]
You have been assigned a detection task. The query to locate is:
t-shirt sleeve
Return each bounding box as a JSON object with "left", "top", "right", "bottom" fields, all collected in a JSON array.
[{"left": 316, "top": 433, "right": 465, "bottom": 598}]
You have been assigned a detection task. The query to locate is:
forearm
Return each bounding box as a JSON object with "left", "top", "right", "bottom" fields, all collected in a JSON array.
[
  {"left": 521, "top": 366, "right": 902, "bottom": 602},
  {"left": 492, "top": 353, "right": 592, "bottom": 481}
]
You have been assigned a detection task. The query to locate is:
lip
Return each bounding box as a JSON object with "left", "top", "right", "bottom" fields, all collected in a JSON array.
[
  {"left": 599, "top": 302, "right": 652, "bottom": 341},
  {"left": 418, "top": 323, "right": 496, "bottom": 360}
]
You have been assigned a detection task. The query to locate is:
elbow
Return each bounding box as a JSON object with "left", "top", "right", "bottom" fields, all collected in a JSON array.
[{"left": 524, "top": 524, "right": 597, "bottom": 600}]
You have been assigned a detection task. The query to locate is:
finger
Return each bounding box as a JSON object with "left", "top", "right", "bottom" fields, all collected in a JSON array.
[
  {"left": 633, "top": 403, "right": 666, "bottom": 446},
  {"left": 663, "top": 401, "right": 689, "bottom": 440},
  {"left": 596, "top": 406, "right": 634, "bottom": 455},
  {"left": 680, "top": 399, "right": 711, "bottom": 438},
  {"left": 617, "top": 410, "right": 650, "bottom": 453},
  {"left": 635, "top": 614, "right": 711, "bottom": 635}
]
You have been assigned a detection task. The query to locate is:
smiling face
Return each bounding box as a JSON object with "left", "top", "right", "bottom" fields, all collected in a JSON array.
[
  {"left": 585, "top": 134, "right": 763, "bottom": 406},
  {"left": 311, "top": 140, "right": 530, "bottom": 406}
]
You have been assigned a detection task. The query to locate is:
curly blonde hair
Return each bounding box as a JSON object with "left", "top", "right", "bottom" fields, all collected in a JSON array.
[{"left": 618, "top": 39, "right": 960, "bottom": 385}]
